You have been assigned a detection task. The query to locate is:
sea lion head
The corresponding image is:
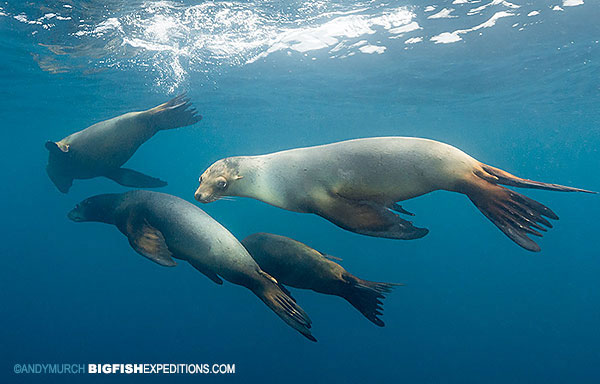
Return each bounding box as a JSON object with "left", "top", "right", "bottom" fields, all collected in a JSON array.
[
  {"left": 68, "top": 194, "right": 120, "bottom": 223},
  {"left": 195, "top": 158, "right": 243, "bottom": 203}
]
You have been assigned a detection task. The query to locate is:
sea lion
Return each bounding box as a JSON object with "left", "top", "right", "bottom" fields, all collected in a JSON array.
[
  {"left": 242, "top": 232, "right": 398, "bottom": 327},
  {"left": 46, "top": 95, "right": 201, "bottom": 193},
  {"left": 67, "top": 190, "right": 315, "bottom": 341},
  {"left": 195, "top": 137, "right": 595, "bottom": 252}
]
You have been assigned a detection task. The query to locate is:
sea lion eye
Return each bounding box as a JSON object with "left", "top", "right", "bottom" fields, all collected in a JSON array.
[
  {"left": 199, "top": 176, "right": 203, "bottom": 184},
  {"left": 217, "top": 180, "right": 227, "bottom": 190}
]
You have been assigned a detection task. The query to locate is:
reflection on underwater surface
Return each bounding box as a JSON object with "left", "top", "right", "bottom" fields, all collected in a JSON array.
[
  {"left": 2, "top": 0, "right": 598, "bottom": 91},
  {"left": 1, "top": 0, "right": 600, "bottom": 383}
]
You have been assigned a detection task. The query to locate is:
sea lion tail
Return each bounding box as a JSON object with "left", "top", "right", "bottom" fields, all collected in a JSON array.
[
  {"left": 339, "top": 273, "right": 400, "bottom": 327},
  {"left": 252, "top": 271, "right": 316, "bottom": 342},
  {"left": 147, "top": 94, "right": 202, "bottom": 130},
  {"left": 465, "top": 163, "right": 596, "bottom": 252}
]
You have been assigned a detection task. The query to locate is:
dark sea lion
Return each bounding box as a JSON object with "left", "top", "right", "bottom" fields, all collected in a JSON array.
[
  {"left": 67, "top": 190, "right": 315, "bottom": 341},
  {"left": 242, "top": 232, "right": 398, "bottom": 327},
  {"left": 46, "top": 95, "right": 201, "bottom": 193},
  {"left": 195, "top": 137, "right": 595, "bottom": 252}
]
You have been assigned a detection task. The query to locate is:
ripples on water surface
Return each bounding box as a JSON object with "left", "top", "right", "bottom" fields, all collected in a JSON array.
[{"left": 2, "top": 0, "right": 597, "bottom": 93}]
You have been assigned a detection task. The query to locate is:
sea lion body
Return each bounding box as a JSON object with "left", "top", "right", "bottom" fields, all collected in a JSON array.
[
  {"left": 244, "top": 233, "right": 349, "bottom": 292},
  {"left": 241, "top": 138, "right": 474, "bottom": 209},
  {"left": 53, "top": 112, "right": 155, "bottom": 177},
  {"left": 196, "top": 137, "right": 594, "bottom": 252},
  {"left": 68, "top": 191, "right": 315, "bottom": 341},
  {"left": 242, "top": 233, "right": 397, "bottom": 326},
  {"left": 46, "top": 95, "right": 200, "bottom": 193},
  {"left": 113, "top": 191, "right": 258, "bottom": 285}
]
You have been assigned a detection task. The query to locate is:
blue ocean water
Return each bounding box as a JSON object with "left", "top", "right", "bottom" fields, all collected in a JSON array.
[{"left": 1, "top": 0, "right": 599, "bottom": 382}]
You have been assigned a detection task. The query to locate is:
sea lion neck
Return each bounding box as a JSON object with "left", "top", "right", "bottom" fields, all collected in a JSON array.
[
  {"left": 227, "top": 156, "right": 269, "bottom": 199},
  {"left": 86, "top": 193, "right": 123, "bottom": 225}
]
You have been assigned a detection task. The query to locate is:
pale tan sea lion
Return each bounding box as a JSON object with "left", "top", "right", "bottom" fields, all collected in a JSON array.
[
  {"left": 195, "top": 137, "right": 595, "bottom": 252},
  {"left": 242, "top": 232, "right": 399, "bottom": 326},
  {"left": 46, "top": 95, "right": 201, "bottom": 193},
  {"left": 68, "top": 191, "right": 316, "bottom": 341}
]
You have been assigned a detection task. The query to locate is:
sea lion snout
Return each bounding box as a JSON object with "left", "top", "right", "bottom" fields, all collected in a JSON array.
[
  {"left": 194, "top": 188, "right": 217, "bottom": 203},
  {"left": 194, "top": 188, "right": 208, "bottom": 202},
  {"left": 67, "top": 194, "right": 120, "bottom": 224},
  {"left": 67, "top": 205, "right": 84, "bottom": 222}
]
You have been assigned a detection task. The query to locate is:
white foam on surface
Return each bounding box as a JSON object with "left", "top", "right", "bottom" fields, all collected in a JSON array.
[
  {"left": 431, "top": 32, "right": 462, "bottom": 44},
  {"left": 350, "top": 40, "right": 368, "bottom": 48},
  {"left": 5, "top": 0, "right": 582, "bottom": 91},
  {"left": 359, "top": 44, "right": 386, "bottom": 54},
  {"left": 428, "top": 8, "right": 458, "bottom": 19},
  {"left": 468, "top": 0, "right": 520, "bottom": 15},
  {"left": 248, "top": 6, "right": 415, "bottom": 62},
  {"left": 562, "top": 0, "right": 583, "bottom": 6},
  {"left": 16, "top": 14, "right": 43, "bottom": 25},
  {"left": 405, "top": 37, "right": 423, "bottom": 44},
  {"left": 389, "top": 21, "right": 422, "bottom": 34},
  {"left": 431, "top": 11, "right": 515, "bottom": 44},
  {"left": 92, "top": 18, "right": 123, "bottom": 36}
]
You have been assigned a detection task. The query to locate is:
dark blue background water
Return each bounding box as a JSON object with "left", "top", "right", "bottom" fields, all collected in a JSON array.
[{"left": 1, "top": 1, "right": 599, "bottom": 383}]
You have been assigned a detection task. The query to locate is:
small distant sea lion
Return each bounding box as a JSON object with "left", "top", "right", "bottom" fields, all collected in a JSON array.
[
  {"left": 242, "top": 232, "right": 398, "bottom": 327},
  {"left": 195, "top": 137, "right": 595, "bottom": 252},
  {"left": 68, "top": 190, "right": 315, "bottom": 341},
  {"left": 46, "top": 95, "right": 201, "bottom": 193}
]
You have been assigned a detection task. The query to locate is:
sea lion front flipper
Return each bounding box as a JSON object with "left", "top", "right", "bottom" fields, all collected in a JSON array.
[
  {"left": 46, "top": 167, "right": 73, "bottom": 193},
  {"left": 318, "top": 251, "right": 343, "bottom": 262},
  {"left": 314, "top": 194, "right": 429, "bottom": 240},
  {"left": 105, "top": 168, "right": 168, "bottom": 188},
  {"left": 126, "top": 219, "right": 177, "bottom": 267},
  {"left": 389, "top": 203, "right": 415, "bottom": 216},
  {"left": 257, "top": 270, "right": 296, "bottom": 301},
  {"left": 188, "top": 260, "right": 224, "bottom": 285},
  {"left": 45, "top": 141, "right": 74, "bottom": 193}
]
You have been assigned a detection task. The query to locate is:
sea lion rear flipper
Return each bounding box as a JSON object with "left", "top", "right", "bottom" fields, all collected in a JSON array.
[
  {"left": 340, "top": 272, "right": 401, "bottom": 327},
  {"left": 106, "top": 168, "right": 167, "bottom": 188},
  {"left": 465, "top": 164, "right": 596, "bottom": 252},
  {"left": 146, "top": 94, "right": 202, "bottom": 130},
  {"left": 315, "top": 194, "right": 429, "bottom": 240},
  {"left": 188, "top": 260, "right": 224, "bottom": 285},
  {"left": 126, "top": 218, "right": 177, "bottom": 267}
]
